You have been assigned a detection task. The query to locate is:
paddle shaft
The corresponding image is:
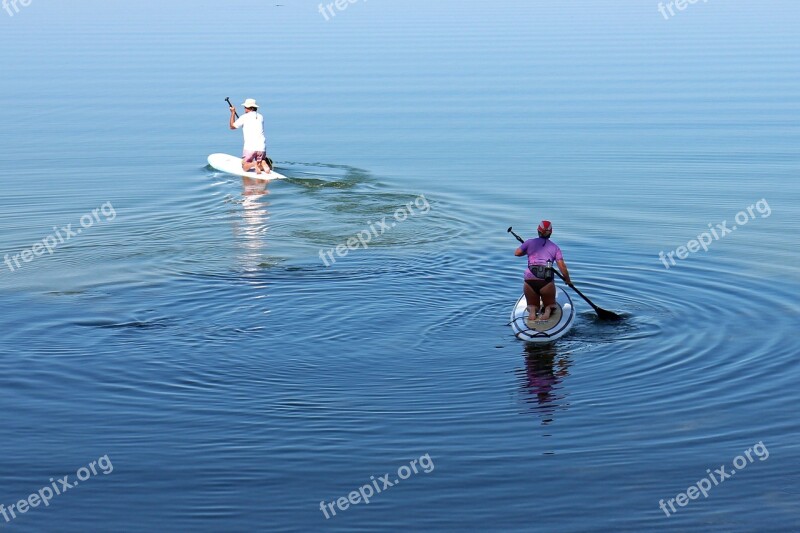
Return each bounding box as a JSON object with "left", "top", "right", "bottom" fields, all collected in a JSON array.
[
  {"left": 508, "top": 226, "right": 621, "bottom": 320},
  {"left": 225, "top": 97, "right": 239, "bottom": 120}
]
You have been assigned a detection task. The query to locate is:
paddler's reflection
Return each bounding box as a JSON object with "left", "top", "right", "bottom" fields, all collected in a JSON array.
[
  {"left": 233, "top": 176, "right": 270, "bottom": 271},
  {"left": 242, "top": 176, "right": 269, "bottom": 197},
  {"left": 517, "top": 344, "right": 571, "bottom": 425}
]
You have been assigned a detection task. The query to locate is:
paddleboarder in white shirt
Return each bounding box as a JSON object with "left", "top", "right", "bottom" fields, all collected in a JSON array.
[{"left": 229, "top": 98, "right": 271, "bottom": 175}]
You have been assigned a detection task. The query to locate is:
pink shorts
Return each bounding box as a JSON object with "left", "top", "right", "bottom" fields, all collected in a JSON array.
[{"left": 243, "top": 150, "right": 266, "bottom": 163}]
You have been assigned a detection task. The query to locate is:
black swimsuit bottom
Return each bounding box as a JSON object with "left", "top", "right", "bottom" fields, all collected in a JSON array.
[{"left": 525, "top": 278, "right": 554, "bottom": 288}]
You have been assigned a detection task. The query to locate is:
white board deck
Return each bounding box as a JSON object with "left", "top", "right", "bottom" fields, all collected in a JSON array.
[
  {"left": 510, "top": 286, "right": 575, "bottom": 343},
  {"left": 208, "top": 153, "right": 287, "bottom": 181}
]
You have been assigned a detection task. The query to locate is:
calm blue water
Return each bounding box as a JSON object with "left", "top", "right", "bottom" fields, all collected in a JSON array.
[{"left": 1, "top": 1, "right": 799, "bottom": 531}]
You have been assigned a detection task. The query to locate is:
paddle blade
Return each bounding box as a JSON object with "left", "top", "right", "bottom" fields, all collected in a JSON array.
[{"left": 596, "top": 307, "right": 623, "bottom": 321}]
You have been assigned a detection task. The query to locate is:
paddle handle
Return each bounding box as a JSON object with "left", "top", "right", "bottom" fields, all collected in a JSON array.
[
  {"left": 508, "top": 227, "right": 525, "bottom": 244},
  {"left": 225, "top": 97, "right": 239, "bottom": 119}
]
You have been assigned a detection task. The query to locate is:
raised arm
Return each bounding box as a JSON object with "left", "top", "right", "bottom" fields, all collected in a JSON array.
[{"left": 229, "top": 107, "right": 238, "bottom": 130}]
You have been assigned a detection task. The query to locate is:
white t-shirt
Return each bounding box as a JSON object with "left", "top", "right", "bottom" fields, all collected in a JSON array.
[{"left": 233, "top": 111, "right": 267, "bottom": 152}]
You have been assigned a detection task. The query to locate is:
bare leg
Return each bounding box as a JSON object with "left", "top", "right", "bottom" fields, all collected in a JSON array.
[
  {"left": 523, "top": 282, "right": 542, "bottom": 319},
  {"left": 538, "top": 282, "right": 557, "bottom": 320}
]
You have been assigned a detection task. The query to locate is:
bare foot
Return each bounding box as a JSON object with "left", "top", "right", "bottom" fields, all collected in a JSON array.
[{"left": 538, "top": 305, "right": 556, "bottom": 321}]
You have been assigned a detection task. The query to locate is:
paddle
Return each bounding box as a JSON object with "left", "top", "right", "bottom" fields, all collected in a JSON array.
[
  {"left": 508, "top": 226, "right": 622, "bottom": 320},
  {"left": 225, "top": 97, "right": 239, "bottom": 119}
]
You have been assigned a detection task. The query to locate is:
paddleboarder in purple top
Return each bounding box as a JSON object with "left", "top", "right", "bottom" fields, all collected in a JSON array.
[{"left": 514, "top": 221, "right": 572, "bottom": 322}]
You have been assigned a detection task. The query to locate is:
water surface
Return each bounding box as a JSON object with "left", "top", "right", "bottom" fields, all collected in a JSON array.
[{"left": 1, "top": 1, "right": 799, "bottom": 531}]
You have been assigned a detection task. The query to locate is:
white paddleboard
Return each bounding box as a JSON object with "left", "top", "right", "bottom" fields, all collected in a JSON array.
[
  {"left": 510, "top": 286, "right": 575, "bottom": 343},
  {"left": 208, "top": 153, "right": 287, "bottom": 181}
]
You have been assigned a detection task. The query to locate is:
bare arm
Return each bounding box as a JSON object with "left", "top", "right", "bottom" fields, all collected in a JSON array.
[
  {"left": 229, "top": 107, "right": 238, "bottom": 130},
  {"left": 514, "top": 247, "right": 525, "bottom": 257},
  {"left": 557, "top": 259, "right": 572, "bottom": 285}
]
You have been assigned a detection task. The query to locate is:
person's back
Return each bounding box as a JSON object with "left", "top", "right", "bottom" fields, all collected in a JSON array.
[
  {"left": 235, "top": 111, "right": 266, "bottom": 153},
  {"left": 522, "top": 237, "right": 562, "bottom": 273}
]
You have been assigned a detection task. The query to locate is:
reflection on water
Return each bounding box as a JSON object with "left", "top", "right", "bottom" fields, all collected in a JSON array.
[
  {"left": 517, "top": 344, "right": 572, "bottom": 425},
  {"left": 233, "top": 177, "right": 270, "bottom": 272},
  {"left": 241, "top": 176, "right": 270, "bottom": 197}
]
